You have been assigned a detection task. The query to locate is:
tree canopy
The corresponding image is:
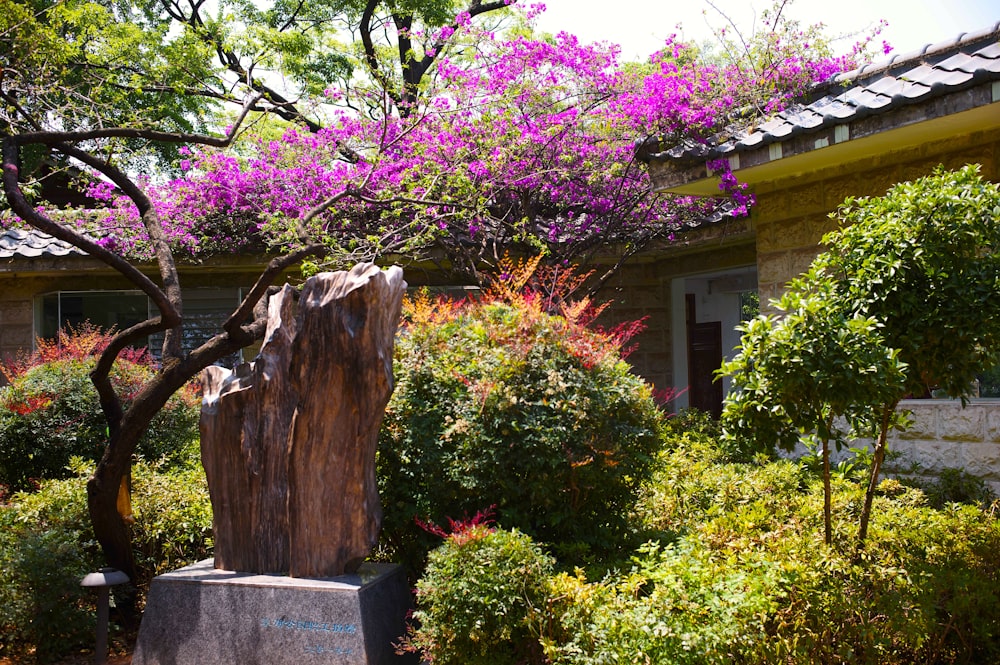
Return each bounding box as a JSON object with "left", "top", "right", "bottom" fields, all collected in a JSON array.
[
  {"left": 720, "top": 164, "right": 1000, "bottom": 547},
  {"left": 32, "top": 1, "right": 875, "bottom": 286}
]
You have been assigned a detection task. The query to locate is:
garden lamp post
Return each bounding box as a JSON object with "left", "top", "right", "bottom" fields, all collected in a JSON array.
[{"left": 80, "top": 568, "right": 130, "bottom": 665}]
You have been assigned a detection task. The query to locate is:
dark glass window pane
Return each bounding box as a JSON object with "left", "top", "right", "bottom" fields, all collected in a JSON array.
[
  {"left": 38, "top": 291, "right": 148, "bottom": 342},
  {"left": 978, "top": 366, "right": 1000, "bottom": 398},
  {"left": 38, "top": 288, "right": 249, "bottom": 368}
]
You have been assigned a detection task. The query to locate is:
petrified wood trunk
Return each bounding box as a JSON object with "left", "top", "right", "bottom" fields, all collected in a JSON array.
[{"left": 200, "top": 264, "right": 406, "bottom": 577}]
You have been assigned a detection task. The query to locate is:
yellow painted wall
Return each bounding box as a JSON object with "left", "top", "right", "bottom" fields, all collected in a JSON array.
[{"left": 752, "top": 129, "right": 1000, "bottom": 309}]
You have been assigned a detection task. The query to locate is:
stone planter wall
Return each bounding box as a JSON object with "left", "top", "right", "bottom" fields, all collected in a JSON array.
[
  {"left": 883, "top": 400, "right": 1000, "bottom": 494},
  {"left": 809, "top": 400, "right": 1000, "bottom": 495}
]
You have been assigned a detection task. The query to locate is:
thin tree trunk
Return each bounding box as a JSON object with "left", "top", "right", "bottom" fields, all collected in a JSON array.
[
  {"left": 87, "top": 474, "right": 136, "bottom": 574},
  {"left": 857, "top": 404, "right": 895, "bottom": 548},
  {"left": 87, "top": 428, "right": 142, "bottom": 623},
  {"left": 822, "top": 435, "right": 832, "bottom": 546}
]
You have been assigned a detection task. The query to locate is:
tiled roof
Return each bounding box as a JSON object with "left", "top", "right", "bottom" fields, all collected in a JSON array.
[
  {"left": 639, "top": 23, "right": 1000, "bottom": 164},
  {"left": 0, "top": 227, "right": 88, "bottom": 259}
]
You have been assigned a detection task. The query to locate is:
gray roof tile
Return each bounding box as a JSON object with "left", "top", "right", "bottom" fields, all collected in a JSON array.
[
  {"left": 901, "top": 64, "right": 939, "bottom": 85},
  {"left": 780, "top": 105, "right": 826, "bottom": 130},
  {"left": 0, "top": 227, "right": 87, "bottom": 259},
  {"left": 767, "top": 120, "right": 796, "bottom": 139},
  {"left": 866, "top": 75, "right": 906, "bottom": 95},
  {"left": 738, "top": 132, "right": 766, "bottom": 148},
  {"left": 937, "top": 52, "right": 980, "bottom": 72},
  {"left": 840, "top": 86, "right": 890, "bottom": 109},
  {"left": 929, "top": 68, "right": 975, "bottom": 87},
  {"left": 758, "top": 116, "right": 788, "bottom": 134},
  {"left": 820, "top": 98, "right": 856, "bottom": 120},
  {"left": 977, "top": 54, "right": 1000, "bottom": 73},
  {"left": 894, "top": 80, "right": 932, "bottom": 100},
  {"left": 978, "top": 42, "right": 1000, "bottom": 59},
  {"left": 641, "top": 23, "right": 1000, "bottom": 165}
]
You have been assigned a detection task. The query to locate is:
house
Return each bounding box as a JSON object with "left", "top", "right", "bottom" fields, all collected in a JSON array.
[{"left": 624, "top": 23, "right": 1000, "bottom": 489}]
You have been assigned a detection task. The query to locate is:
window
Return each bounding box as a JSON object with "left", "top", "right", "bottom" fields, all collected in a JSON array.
[
  {"left": 148, "top": 288, "right": 246, "bottom": 366},
  {"left": 739, "top": 290, "right": 759, "bottom": 321},
  {"left": 37, "top": 291, "right": 149, "bottom": 341},
  {"left": 36, "top": 288, "right": 248, "bottom": 367},
  {"left": 977, "top": 365, "right": 1000, "bottom": 398}
]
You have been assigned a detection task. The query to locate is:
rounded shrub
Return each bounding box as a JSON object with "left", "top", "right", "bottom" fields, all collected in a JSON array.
[
  {"left": 0, "top": 325, "right": 200, "bottom": 491},
  {"left": 377, "top": 291, "right": 664, "bottom": 568},
  {"left": 406, "top": 525, "right": 554, "bottom": 665}
]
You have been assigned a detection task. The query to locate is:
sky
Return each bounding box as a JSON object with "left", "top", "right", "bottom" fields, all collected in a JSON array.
[{"left": 531, "top": 0, "right": 999, "bottom": 62}]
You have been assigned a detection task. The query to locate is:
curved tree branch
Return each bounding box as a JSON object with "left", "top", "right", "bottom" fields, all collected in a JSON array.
[
  {"left": 401, "top": 0, "right": 510, "bottom": 112},
  {"left": 224, "top": 243, "right": 329, "bottom": 335},
  {"left": 2, "top": 141, "right": 170, "bottom": 308},
  {"left": 89, "top": 316, "right": 173, "bottom": 437},
  {"left": 156, "top": 0, "right": 323, "bottom": 132},
  {"left": 360, "top": 0, "right": 402, "bottom": 109}
]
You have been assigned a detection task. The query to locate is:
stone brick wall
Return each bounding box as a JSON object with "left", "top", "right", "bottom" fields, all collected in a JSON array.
[
  {"left": 884, "top": 401, "right": 1000, "bottom": 495},
  {"left": 815, "top": 401, "right": 1000, "bottom": 496},
  {"left": 602, "top": 259, "right": 673, "bottom": 391},
  {"left": 0, "top": 297, "right": 34, "bottom": 364}
]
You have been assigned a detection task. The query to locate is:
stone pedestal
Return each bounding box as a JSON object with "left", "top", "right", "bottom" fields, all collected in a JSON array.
[{"left": 133, "top": 560, "right": 415, "bottom": 665}]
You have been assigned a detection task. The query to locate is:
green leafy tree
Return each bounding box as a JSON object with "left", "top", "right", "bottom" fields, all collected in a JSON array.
[
  {"left": 0, "top": 0, "right": 875, "bottom": 609},
  {"left": 721, "top": 164, "right": 1000, "bottom": 547},
  {"left": 719, "top": 279, "right": 907, "bottom": 544},
  {"left": 2, "top": 0, "right": 514, "bottom": 128},
  {"left": 814, "top": 164, "right": 1000, "bottom": 545},
  {"left": 0, "top": 0, "right": 514, "bottom": 604}
]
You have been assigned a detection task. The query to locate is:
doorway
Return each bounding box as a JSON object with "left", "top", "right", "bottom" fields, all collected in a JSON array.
[
  {"left": 686, "top": 294, "right": 724, "bottom": 418},
  {"left": 670, "top": 267, "right": 757, "bottom": 416}
]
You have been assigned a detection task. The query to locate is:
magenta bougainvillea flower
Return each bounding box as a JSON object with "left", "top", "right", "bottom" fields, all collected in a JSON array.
[{"left": 72, "top": 4, "right": 873, "bottom": 275}]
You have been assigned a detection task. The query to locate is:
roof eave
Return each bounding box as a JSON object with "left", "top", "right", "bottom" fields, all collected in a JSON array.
[{"left": 649, "top": 82, "right": 1000, "bottom": 196}]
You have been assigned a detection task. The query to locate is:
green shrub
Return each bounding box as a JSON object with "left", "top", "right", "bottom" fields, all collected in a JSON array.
[
  {"left": 544, "top": 539, "right": 787, "bottom": 665},
  {"left": 0, "top": 455, "right": 212, "bottom": 662},
  {"left": 907, "top": 467, "right": 997, "bottom": 510},
  {"left": 0, "top": 324, "right": 200, "bottom": 491},
  {"left": 547, "top": 481, "right": 1000, "bottom": 664},
  {"left": 0, "top": 459, "right": 100, "bottom": 663},
  {"left": 406, "top": 525, "right": 554, "bottom": 665},
  {"left": 663, "top": 407, "right": 721, "bottom": 441},
  {"left": 590, "top": 437, "right": 1000, "bottom": 665},
  {"left": 130, "top": 453, "right": 214, "bottom": 585},
  {"left": 378, "top": 290, "right": 664, "bottom": 570},
  {"left": 399, "top": 427, "right": 1000, "bottom": 665},
  {"left": 636, "top": 423, "right": 809, "bottom": 536}
]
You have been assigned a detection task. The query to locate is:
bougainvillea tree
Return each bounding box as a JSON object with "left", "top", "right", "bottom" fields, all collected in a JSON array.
[
  {"left": 89, "top": 4, "right": 876, "bottom": 288},
  {"left": 2, "top": 0, "right": 876, "bottom": 601}
]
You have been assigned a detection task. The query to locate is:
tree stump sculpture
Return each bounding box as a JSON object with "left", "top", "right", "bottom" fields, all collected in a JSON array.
[{"left": 199, "top": 264, "right": 406, "bottom": 577}]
